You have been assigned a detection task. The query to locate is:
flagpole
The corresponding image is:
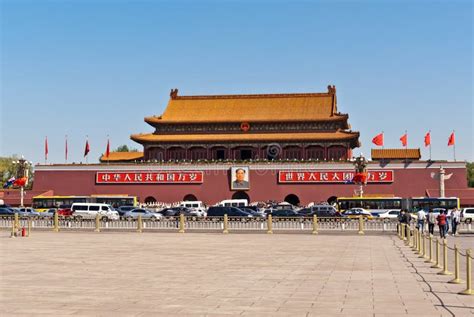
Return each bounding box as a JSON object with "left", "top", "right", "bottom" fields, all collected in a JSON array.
[
  {"left": 45, "top": 136, "right": 48, "bottom": 165},
  {"left": 404, "top": 130, "right": 407, "bottom": 164},
  {"left": 107, "top": 134, "right": 110, "bottom": 165},
  {"left": 453, "top": 130, "right": 456, "bottom": 162},
  {"left": 86, "top": 135, "right": 89, "bottom": 164},
  {"left": 429, "top": 130, "right": 432, "bottom": 161},
  {"left": 65, "top": 135, "right": 68, "bottom": 164}
]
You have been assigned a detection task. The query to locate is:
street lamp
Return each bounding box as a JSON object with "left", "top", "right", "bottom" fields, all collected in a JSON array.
[{"left": 12, "top": 155, "right": 32, "bottom": 207}]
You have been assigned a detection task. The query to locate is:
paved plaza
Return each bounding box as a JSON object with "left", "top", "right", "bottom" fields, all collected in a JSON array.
[{"left": 0, "top": 231, "right": 472, "bottom": 316}]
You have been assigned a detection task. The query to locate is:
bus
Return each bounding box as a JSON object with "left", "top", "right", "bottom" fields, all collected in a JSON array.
[
  {"left": 336, "top": 197, "right": 402, "bottom": 214},
  {"left": 89, "top": 195, "right": 138, "bottom": 208},
  {"left": 405, "top": 197, "right": 460, "bottom": 212},
  {"left": 32, "top": 195, "right": 138, "bottom": 212}
]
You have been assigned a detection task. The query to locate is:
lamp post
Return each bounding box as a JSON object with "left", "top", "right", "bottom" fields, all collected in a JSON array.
[
  {"left": 353, "top": 153, "right": 368, "bottom": 197},
  {"left": 12, "top": 156, "right": 31, "bottom": 207}
]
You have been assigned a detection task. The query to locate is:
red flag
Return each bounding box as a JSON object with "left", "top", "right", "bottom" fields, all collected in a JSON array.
[
  {"left": 45, "top": 137, "right": 49, "bottom": 160},
  {"left": 400, "top": 133, "right": 407, "bottom": 147},
  {"left": 105, "top": 139, "right": 110, "bottom": 158},
  {"left": 84, "top": 140, "right": 90, "bottom": 157},
  {"left": 448, "top": 132, "right": 455, "bottom": 146},
  {"left": 372, "top": 133, "right": 384, "bottom": 146},
  {"left": 65, "top": 136, "right": 68, "bottom": 161},
  {"left": 424, "top": 132, "right": 431, "bottom": 147}
]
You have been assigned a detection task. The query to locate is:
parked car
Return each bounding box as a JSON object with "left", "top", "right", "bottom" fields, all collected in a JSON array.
[
  {"left": 241, "top": 208, "right": 265, "bottom": 218},
  {"left": 0, "top": 207, "right": 14, "bottom": 216},
  {"left": 376, "top": 209, "right": 401, "bottom": 219},
  {"left": 57, "top": 207, "right": 74, "bottom": 218},
  {"left": 343, "top": 208, "right": 374, "bottom": 219},
  {"left": 206, "top": 206, "right": 253, "bottom": 218},
  {"left": 269, "top": 209, "right": 302, "bottom": 218},
  {"left": 159, "top": 207, "right": 193, "bottom": 217},
  {"left": 17, "top": 207, "right": 42, "bottom": 218},
  {"left": 116, "top": 206, "right": 137, "bottom": 217},
  {"left": 460, "top": 207, "right": 474, "bottom": 224},
  {"left": 298, "top": 205, "right": 340, "bottom": 217},
  {"left": 40, "top": 208, "right": 57, "bottom": 218},
  {"left": 71, "top": 203, "right": 119, "bottom": 221},
  {"left": 123, "top": 208, "right": 163, "bottom": 221}
]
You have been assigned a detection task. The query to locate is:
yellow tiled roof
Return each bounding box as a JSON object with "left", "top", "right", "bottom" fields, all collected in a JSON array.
[
  {"left": 131, "top": 131, "right": 359, "bottom": 144},
  {"left": 371, "top": 149, "right": 421, "bottom": 160},
  {"left": 145, "top": 90, "right": 342, "bottom": 124},
  {"left": 99, "top": 152, "right": 144, "bottom": 162}
]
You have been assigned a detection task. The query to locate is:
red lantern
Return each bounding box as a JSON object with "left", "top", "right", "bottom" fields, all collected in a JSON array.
[{"left": 240, "top": 122, "right": 250, "bottom": 132}]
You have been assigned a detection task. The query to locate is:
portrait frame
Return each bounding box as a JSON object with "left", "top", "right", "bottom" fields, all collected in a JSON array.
[{"left": 230, "top": 166, "right": 250, "bottom": 190}]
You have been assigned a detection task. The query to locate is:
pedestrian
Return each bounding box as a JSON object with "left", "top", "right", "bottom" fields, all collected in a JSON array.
[
  {"left": 427, "top": 209, "right": 436, "bottom": 235},
  {"left": 444, "top": 210, "right": 450, "bottom": 236},
  {"left": 437, "top": 210, "right": 447, "bottom": 239},
  {"left": 416, "top": 208, "right": 426, "bottom": 233},
  {"left": 451, "top": 208, "right": 461, "bottom": 236}
]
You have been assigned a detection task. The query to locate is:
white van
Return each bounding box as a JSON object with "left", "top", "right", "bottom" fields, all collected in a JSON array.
[
  {"left": 216, "top": 199, "right": 248, "bottom": 208},
  {"left": 179, "top": 201, "right": 207, "bottom": 217},
  {"left": 71, "top": 203, "right": 119, "bottom": 221}
]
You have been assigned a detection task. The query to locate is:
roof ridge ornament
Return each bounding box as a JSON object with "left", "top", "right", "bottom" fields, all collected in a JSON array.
[
  {"left": 327, "top": 85, "right": 336, "bottom": 95},
  {"left": 170, "top": 88, "right": 179, "bottom": 99}
]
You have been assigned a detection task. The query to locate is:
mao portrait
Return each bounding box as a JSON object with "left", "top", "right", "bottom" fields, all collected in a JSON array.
[{"left": 231, "top": 167, "right": 250, "bottom": 190}]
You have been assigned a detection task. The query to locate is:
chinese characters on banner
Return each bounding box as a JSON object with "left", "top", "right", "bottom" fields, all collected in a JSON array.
[
  {"left": 278, "top": 170, "right": 394, "bottom": 183},
  {"left": 96, "top": 172, "right": 204, "bottom": 184}
]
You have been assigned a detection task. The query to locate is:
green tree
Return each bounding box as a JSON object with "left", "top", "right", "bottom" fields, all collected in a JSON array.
[
  {"left": 0, "top": 156, "right": 34, "bottom": 189},
  {"left": 115, "top": 145, "right": 138, "bottom": 152},
  {"left": 467, "top": 162, "right": 474, "bottom": 187}
]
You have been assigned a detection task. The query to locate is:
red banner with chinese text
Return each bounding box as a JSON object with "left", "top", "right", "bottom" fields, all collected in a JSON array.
[
  {"left": 96, "top": 172, "right": 204, "bottom": 184},
  {"left": 278, "top": 170, "right": 394, "bottom": 183}
]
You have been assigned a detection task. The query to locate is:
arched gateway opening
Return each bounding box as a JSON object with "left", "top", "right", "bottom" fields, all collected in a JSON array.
[
  {"left": 144, "top": 196, "right": 157, "bottom": 204},
  {"left": 183, "top": 194, "right": 198, "bottom": 201},
  {"left": 284, "top": 194, "right": 300, "bottom": 206},
  {"left": 232, "top": 191, "right": 250, "bottom": 202}
]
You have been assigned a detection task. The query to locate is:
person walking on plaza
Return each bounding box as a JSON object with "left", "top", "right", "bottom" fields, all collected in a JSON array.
[
  {"left": 451, "top": 208, "right": 461, "bottom": 236},
  {"left": 416, "top": 208, "right": 426, "bottom": 233},
  {"left": 437, "top": 210, "right": 447, "bottom": 239},
  {"left": 444, "top": 209, "right": 450, "bottom": 236},
  {"left": 427, "top": 209, "right": 436, "bottom": 235}
]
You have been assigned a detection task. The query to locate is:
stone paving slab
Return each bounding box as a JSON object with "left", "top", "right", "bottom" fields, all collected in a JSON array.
[{"left": 0, "top": 231, "right": 462, "bottom": 316}]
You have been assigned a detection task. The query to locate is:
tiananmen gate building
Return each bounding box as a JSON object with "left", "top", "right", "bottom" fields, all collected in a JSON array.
[{"left": 29, "top": 86, "right": 473, "bottom": 207}]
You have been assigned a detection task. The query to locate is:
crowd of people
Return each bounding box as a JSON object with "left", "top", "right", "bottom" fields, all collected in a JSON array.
[{"left": 399, "top": 208, "right": 462, "bottom": 239}]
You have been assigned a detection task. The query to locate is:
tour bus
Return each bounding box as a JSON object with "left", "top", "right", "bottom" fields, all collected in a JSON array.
[
  {"left": 215, "top": 199, "right": 248, "bottom": 208},
  {"left": 336, "top": 196, "right": 402, "bottom": 214},
  {"left": 33, "top": 195, "right": 138, "bottom": 212},
  {"left": 404, "top": 197, "right": 460, "bottom": 212}
]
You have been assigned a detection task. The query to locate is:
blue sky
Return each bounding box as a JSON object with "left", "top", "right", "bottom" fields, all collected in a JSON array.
[{"left": 1, "top": 0, "right": 472, "bottom": 164}]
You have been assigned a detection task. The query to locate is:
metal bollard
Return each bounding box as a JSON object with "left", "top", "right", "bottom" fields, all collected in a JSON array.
[
  {"left": 402, "top": 224, "right": 407, "bottom": 241},
  {"left": 431, "top": 239, "right": 442, "bottom": 269},
  {"left": 405, "top": 225, "right": 411, "bottom": 246},
  {"left": 412, "top": 229, "right": 418, "bottom": 251},
  {"left": 53, "top": 212, "right": 60, "bottom": 232},
  {"left": 312, "top": 215, "right": 318, "bottom": 235},
  {"left": 398, "top": 224, "right": 401, "bottom": 238},
  {"left": 178, "top": 213, "right": 185, "bottom": 233},
  {"left": 14, "top": 213, "right": 20, "bottom": 234},
  {"left": 448, "top": 245, "right": 463, "bottom": 284},
  {"left": 223, "top": 214, "right": 229, "bottom": 234},
  {"left": 358, "top": 216, "right": 364, "bottom": 235},
  {"left": 459, "top": 249, "right": 473, "bottom": 295},
  {"left": 417, "top": 231, "right": 422, "bottom": 255},
  {"left": 137, "top": 214, "right": 143, "bottom": 233},
  {"left": 27, "top": 218, "right": 31, "bottom": 237},
  {"left": 438, "top": 239, "right": 452, "bottom": 275},
  {"left": 425, "top": 235, "right": 434, "bottom": 263},
  {"left": 267, "top": 214, "right": 273, "bottom": 234},
  {"left": 95, "top": 214, "right": 101, "bottom": 232},
  {"left": 418, "top": 233, "right": 425, "bottom": 258}
]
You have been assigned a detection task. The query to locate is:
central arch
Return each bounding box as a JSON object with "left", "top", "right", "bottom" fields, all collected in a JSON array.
[
  {"left": 284, "top": 194, "right": 300, "bottom": 206},
  {"left": 232, "top": 191, "right": 250, "bottom": 203},
  {"left": 183, "top": 194, "right": 198, "bottom": 201}
]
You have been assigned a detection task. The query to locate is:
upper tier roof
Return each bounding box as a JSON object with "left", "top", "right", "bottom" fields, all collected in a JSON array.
[{"left": 145, "top": 86, "right": 345, "bottom": 124}]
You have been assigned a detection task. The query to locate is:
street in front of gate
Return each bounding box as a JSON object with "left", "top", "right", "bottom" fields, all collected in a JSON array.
[{"left": 0, "top": 231, "right": 472, "bottom": 316}]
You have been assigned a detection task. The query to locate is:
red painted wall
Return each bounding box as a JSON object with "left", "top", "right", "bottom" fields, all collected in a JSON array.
[{"left": 33, "top": 162, "right": 469, "bottom": 205}]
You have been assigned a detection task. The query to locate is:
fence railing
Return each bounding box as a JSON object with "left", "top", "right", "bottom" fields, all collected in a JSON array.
[
  {"left": 0, "top": 214, "right": 408, "bottom": 234},
  {"left": 399, "top": 223, "right": 473, "bottom": 296}
]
